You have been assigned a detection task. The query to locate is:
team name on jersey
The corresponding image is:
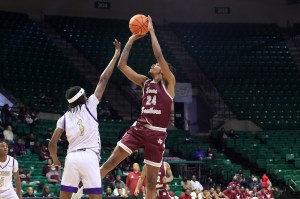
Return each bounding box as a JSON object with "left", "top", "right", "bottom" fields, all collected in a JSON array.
[
  {"left": 0, "top": 171, "right": 11, "bottom": 176},
  {"left": 146, "top": 87, "right": 158, "bottom": 94},
  {"left": 141, "top": 107, "right": 161, "bottom": 114}
]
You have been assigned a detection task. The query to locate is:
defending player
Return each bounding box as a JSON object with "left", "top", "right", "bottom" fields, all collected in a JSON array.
[{"left": 49, "top": 40, "right": 121, "bottom": 199}]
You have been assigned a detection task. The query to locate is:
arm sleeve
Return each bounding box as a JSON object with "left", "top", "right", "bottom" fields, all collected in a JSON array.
[
  {"left": 57, "top": 116, "right": 65, "bottom": 130},
  {"left": 13, "top": 159, "right": 19, "bottom": 173},
  {"left": 86, "top": 94, "right": 99, "bottom": 117}
]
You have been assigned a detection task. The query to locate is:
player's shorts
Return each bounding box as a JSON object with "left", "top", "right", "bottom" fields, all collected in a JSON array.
[
  {"left": 0, "top": 188, "right": 19, "bottom": 199},
  {"left": 60, "top": 149, "right": 102, "bottom": 194},
  {"left": 117, "top": 121, "right": 167, "bottom": 167},
  {"left": 156, "top": 189, "right": 173, "bottom": 199}
]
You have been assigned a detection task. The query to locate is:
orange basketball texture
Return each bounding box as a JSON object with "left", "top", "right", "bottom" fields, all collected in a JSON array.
[{"left": 129, "top": 14, "right": 149, "bottom": 35}]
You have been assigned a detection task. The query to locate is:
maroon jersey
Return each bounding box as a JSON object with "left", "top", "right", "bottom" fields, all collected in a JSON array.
[
  {"left": 156, "top": 162, "right": 166, "bottom": 190},
  {"left": 137, "top": 80, "right": 173, "bottom": 128}
]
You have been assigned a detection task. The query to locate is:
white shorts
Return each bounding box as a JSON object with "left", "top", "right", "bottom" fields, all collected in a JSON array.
[
  {"left": 0, "top": 188, "right": 18, "bottom": 199},
  {"left": 61, "top": 149, "right": 102, "bottom": 194}
]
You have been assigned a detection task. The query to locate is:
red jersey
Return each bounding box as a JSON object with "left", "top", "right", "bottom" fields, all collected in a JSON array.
[
  {"left": 156, "top": 162, "right": 167, "bottom": 190},
  {"left": 137, "top": 80, "right": 173, "bottom": 128},
  {"left": 126, "top": 171, "right": 144, "bottom": 195},
  {"left": 179, "top": 193, "right": 192, "bottom": 199}
]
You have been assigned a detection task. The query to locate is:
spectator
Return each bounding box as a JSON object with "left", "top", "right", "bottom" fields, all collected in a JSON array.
[
  {"left": 235, "top": 169, "right": 247, "bottom": 187},
  {"left": 201, "top": 189, "right": 211, "bottom": 199},
  {"left": 39, "top": 144, "right": 50, "bottom": 161},
  {"left": 257, "top": 187, "right": 268, "bottom": 199},
  {"left": 13, "top": 138, "right": 26, "bottom": 156},
  {"left": 23, "top": 186, "right": 36, "bottom": 197},
  {"left": 205, "top": 177, "right": 216, "bottom": 190},
  {"left": 125, "top": 163, "right": 143, "bottom": 199},
  {"left": 223, "top": 186, "right": 236, "bottom": 199},
  {"left": 179, "top": 187, "right": 192, "bottom": 199},
  {"left": 43, "top": 158, "right": 53, "bottom": 176},
  {"left": 191, "top": 187, "right": 202, "bottom": 199},
  {"left": 25, "top": 132, "right": 36, "bottom": 154},
  {"left": 17, "top": 106, "right": 26, "bottom": 122},
  {"left": 8, "top": 143, "right": 15, "bottom": 157},
  {"left": 190, "top": 175, "right": 203, "bottom": 191},
  {"left": 228, "top": 176, "right": 240, "bottom": 190},
  {"left": 103, "top": 171, "right": 115, "bottom": 190},
  {"left": 266, "top": 186, "right": 274, "bottom": 199},
  {"left": 0, "top": 123, "right": 4, "bottom": 139},
  {"left": 3, "top": 125, "right": 14, "bottom": 144},
  {"left": 166, "top": 184, "right": 175, "bottom": 198},
  {"left": 33, "top": 141, "right": 42, "bottom": 154},
  {"left": 209, "top": 187, "right": 217, "bottom": 199},
  {"left": 106, "top": 187, "right": 114, "bottom": 197},
  {"left": 194, "top": 147, "right": 206, "bottom": 160},
  {"left": 46, "top": 165, "right": 62, "bottom": 184},
  {"left": 19, "top": 166, "right": 31, "bottom": 184},
  {"left": 25, "top": 109, "right": 38, "bottom": 127},
  {"left": 113, "top": 180, "right": 126, "bottom": 197},
  {"left": 1, "top": 104, "right": 13, "bottom": 126},
  {"left": 249, "top": 177, "right": 261, "bottom": 190},
  {"left": 261, "top": 173, "right": 271, "bottom": 188},
  {"left": 111, "top": 174, "right": 126, "bottom": 189},
  {"left": 251, "top": 187, "right": 258, "bottom": 199},
  {"left": 215, "top": 186, "right": 229, "bottom": 199},
  {"left": 43, "top": 128, "right": 53, "bottom": 145},
  {"left": 206, "top": 147, "right": 215, "bottom": 160},
  {"left": 42, "top": 185, "right": 53, "bottom": 197},
  {"left": 234, "top": 186, "right": 241, "bottom": 199},
  {"left": 181, "top": 176, "right": 193, "bottom": 191}
]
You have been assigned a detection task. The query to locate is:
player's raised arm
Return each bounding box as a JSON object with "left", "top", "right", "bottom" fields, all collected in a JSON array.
[
  {"left": 148, "top": 15, "right": 176, "bottom": 96},
  {"left": 118, "top": 35, "right": 148, "bottom": 87},
  {"left": 94, "top": 39, "right": 121, "bottom": 101}
]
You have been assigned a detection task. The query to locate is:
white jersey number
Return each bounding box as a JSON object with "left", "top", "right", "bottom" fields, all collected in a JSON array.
[
  {"left": 146, "top": 95, "right": 157, "bottom": 106},
  {"left": 77, "top": 119, "right": 85, "bottom": 136}
]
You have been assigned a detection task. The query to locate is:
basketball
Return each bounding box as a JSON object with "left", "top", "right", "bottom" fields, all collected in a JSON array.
[{"left": 129, "top": 14, "right": 149, "bottom": 36}]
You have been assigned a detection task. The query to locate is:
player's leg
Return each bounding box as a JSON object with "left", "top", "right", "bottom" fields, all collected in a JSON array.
[
  {"left": 59, "top": 191, "right": 73, "bottom": 199},
  {"left": 100, "top": 128, "right": 143, "bottom": 179},
  {"left": 60, "top": 153, "right": 81, "bottom": 199},
  {"left": 87, "top": 194, "right": 102, "bottom": 199},
  {"left": 100, "top": 145, "right": 129, "bottom": 178},
  {"left": 144, "top": 129, "right": 167, "bottom": 199}
]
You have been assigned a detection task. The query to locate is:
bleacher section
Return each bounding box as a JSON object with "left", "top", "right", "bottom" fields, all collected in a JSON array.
[
  {"left": 212, "top": 130, "right": 300, "bottom": 191},
  {"left": 0, "top": 11, "right": 92, "bottom": 113},
  {"left": 45, "top": 15, "right": 186, "bottom": 83},
  {"left": 171, "top": 23, "right": 300, "bottom": 130}
]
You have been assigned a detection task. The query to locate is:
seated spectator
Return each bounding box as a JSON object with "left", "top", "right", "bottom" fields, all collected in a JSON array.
[
  {"left": 1, "top": 104, "right": 13, "bottom": 126},
  {"left": 260, "top": 173, "right": 272, "bottom": 188},
  {"left": 42, "top": 185, "right": 54, "bottom": 197},
  {"left": 209, "top": 187, "right": 217, "bottom": 199},
  {"left": 228, "top": 176, "right": 240, "bottom": 190},
  {"left": 43, "top": 128, "right": 53, "bottom": 146},
  {"left": 0, "top": 123, "right": 4, "bottom": 139},
  {"left": 111, "top": 174, "right": 126, "bottom": 189},
  {"left": 257, "top": 187, "right": 268, "bottom": 199},
  {"left": 166, "top": 184, "right": 175, "bottom": 198},
  {"left": 234, "top": 186, "right": 241, "bottom": 199},
  {"left": 4, "top": 125, "right": 14, "bottom": 144},
  {"left": 113, "top": 180, "right": 126, "bottom": 197},
  {"left": 179, "top": 187, "right": 192, "bottom": 199},
  {"left": 201, "top": 189, "right": 211, "bottom": 199},
  {"left": 244, "top": 188, "right": 252, "bottom": 199},
  {"left": 25, "top": 109, "right": 38, "bottom": 127},
  {"left": 251, "top": 187, "right": 259, "bottom": 199},
  {"left": 223, "top": 186, "right": 236, "bottom": 199},
  {"left": 43, "top": 158, "right": 53, "bottom": 176},
  {"left": 181, "top": 177, "right": 193, "bottom": 191},
  {"left": 25, "top": 132, "right": 36, "bottom": 154},
  {"left": 103, "top": 171, "right": 115, "bottom": 190},
  {"left": 13, "top": 138, "right": 26, "bottom": 156},
  {"left": 191, "top": 187, "right": 202, "bottom": 199},
  {"left": 46, "top": 165, "right": 62, "bottom": 184},
  {"left": 39, "top": 144, "right": 50, "bottom": 161},
  {"left": 206, "top": 147, "right": 215, "bottom": 160},
  {"left": 194, "top": 147, "right": 206, "bottom": 160},
  {"left": 190, "top": 175, "right": 203, "bottom": 191},
  {"left": 266, "top": 186, "right": 274, "bottom": 199},
  {"left": 33, "top": 141, "right": 42, "bottom": 154},
  {"left": 249, "top": 177, "right": 261, "bottom": 190},
  {"left": 215, "top": 186, "right": 228, "bottom": 199},
  {"left": 106, "top": 187, "right": 114, "bottom": 197},
  {"left": 19, "top": 166, "right": 31, "bottom": 184},
  {"left": 22, "top": 186, "right": 36, "bottom": 197}
]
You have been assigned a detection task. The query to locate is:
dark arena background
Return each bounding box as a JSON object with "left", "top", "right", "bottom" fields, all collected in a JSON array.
[{"left": 0, "top": 0, "right": 300, "bottom": 198}]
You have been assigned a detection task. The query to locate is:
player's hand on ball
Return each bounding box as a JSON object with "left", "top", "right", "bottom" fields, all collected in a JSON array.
[
  {"left": 147, "top": 15, "right": 154, "bottom": 32},
  {"left": 113, "top": 39, "right": 121, "bottom": 58},
  {"left": 129, "top": 34, "right": 145, "bottom": 42}
]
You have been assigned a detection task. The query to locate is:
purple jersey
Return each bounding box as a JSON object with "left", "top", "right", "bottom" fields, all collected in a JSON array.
[
  {"left": 137, "top": 80, "right": 173, "bottom": 128},
  {"left": 156, "top": 162, "right": 166, "bottom": 190}
]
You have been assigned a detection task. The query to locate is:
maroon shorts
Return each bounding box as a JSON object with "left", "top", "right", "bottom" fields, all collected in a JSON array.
[
  {"left": 117, "top": 122, "right": 167, "bottom": 167},
  {"left": 156, "top": 189, "right": 173, "bottom": 199}
]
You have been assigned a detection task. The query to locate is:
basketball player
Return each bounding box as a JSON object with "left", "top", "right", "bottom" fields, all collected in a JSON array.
[
  {"left": 134, "top": 161, "right": 174, "bottom": 199},
  {"left": 49, "top": 40, "right": 121, "bottom": 199},
  {"left": 100, "top": 15, "right": 176, "bottom": 199},
  {"left": 0, "top": 139, "right": 22, "bottom": 199}
]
